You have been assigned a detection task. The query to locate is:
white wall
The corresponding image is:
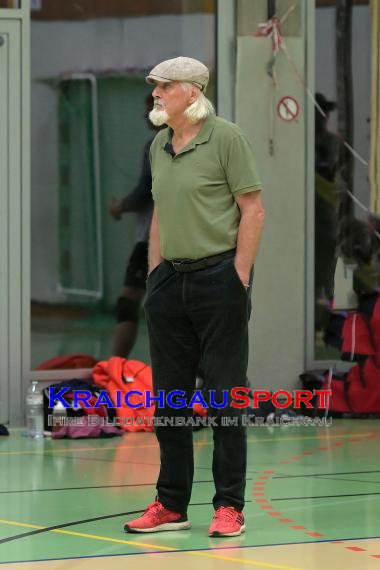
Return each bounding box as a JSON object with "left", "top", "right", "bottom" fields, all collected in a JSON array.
[
  {"left": 236, "top": 37, "right": 307, "bottom": 393},
  {"left": 31, "top": 14, "right": 215, "bottom": 302}
]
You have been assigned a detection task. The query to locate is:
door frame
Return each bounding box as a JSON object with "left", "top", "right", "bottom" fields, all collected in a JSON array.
[{"left": 0, "top": 1, "right": 30, "bottom": 425}]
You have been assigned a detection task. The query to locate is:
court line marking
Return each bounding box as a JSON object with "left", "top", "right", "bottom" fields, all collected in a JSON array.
[
  {"left": 191, "top": 550, "right": 302, "bottom": 569},
  {"left": 273, "top": 469, "right": 380, "bottom": 479},
  {"left": 0, "top": 443, "right": 159, "bottom": 457},
  {"left": 0, "top": 518, "right": 302, "bottom": 570},
  {"left": 0, "top": 519, "right": 175, "bottom": 551},
  {"left": 1, "top": 431, "right": 377, "bottom": 566},
  {"left": 0, "top": 432, "right": 374, "bottom": 457},
  {"left": 251, "top": 433, "right": 380, "bottom": 557},
  {"left": 252, "top": 437, "right": 348, "bottom": 540},
  {"left": 0, "top": 501, "right": 252, "bottom": 545},
  {"left": 272, "top": 492, "right": 380, "bottom": 501},
  {"left": 0, "top": 479, "right": 218, "bottom": 495},
  {"left": 251, "top": 433, "right": 375, "bottom": 443},
  {"left": 2, "top": 535, "right": 380, "bottom": 567},
  {"left": 296, "top": 475, "right": 380, "bottom": 485},
  {"left": 2, "top": 433, "right": 377, "bottom": 561}
]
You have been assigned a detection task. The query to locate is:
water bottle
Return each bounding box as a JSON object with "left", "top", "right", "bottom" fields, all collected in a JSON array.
[{"left": 25, "top": 381, "right": 44, "bottom": 438}]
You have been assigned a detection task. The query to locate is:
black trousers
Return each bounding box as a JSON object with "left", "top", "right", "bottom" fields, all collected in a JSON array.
[{"left": 144, "top": 252, "right": 253, "bottom": 515}]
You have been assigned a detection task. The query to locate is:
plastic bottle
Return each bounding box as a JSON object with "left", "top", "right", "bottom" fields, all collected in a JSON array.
[{"left": 25, "top": 381, "right": 44, "bottom": 438}]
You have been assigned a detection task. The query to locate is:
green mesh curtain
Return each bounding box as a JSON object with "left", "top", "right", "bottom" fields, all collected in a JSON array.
[
  {"left": 58, "top": 80, "right": 99, "bottom": 294},
  {"left": 58, "top": 75, "right": 152, "bottom": 308}
]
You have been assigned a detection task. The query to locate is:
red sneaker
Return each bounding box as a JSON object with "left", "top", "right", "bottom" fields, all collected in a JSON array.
[
  {"left": 208, "top": 506, "right": 245, "bottom": 537},
  {"left": 124, "top": 500, "right": 191, "bottom": 533}
]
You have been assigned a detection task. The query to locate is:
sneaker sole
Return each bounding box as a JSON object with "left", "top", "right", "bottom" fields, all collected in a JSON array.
[
  {"left": 124, "top": 521, "right": 191, "bottom": 533},
  {"left": 209, "top": 524, "right": 246, "bottom": 537}
]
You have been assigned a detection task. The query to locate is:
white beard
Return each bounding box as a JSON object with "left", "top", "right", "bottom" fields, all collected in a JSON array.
[{"left": 149, "top": 108, "right": 169, "bottom": 126}]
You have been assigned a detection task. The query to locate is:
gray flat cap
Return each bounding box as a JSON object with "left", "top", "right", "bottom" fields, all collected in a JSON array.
[{"left": 146, "top": 56, "right": 209, "bottom": 91}]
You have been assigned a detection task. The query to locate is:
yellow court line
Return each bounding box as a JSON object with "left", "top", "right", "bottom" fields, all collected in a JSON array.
[
  {"left": 0, "top": 432, "right": 375, "bottom": 458},
  {"left": 53, "top": 529, "right": 177, "bottom": 551},
  {"left": 0, "top": 518, "right": 175, "bottom": 551},
  {"left": 0, "top": 518, "right": 303, "bottom": 570},
  {"left": 0, "top": 519, "right": 42, "bottom": 530}
]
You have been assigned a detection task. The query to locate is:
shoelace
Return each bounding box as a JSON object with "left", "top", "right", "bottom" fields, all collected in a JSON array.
[
  {"left": 145, "top": 501, "right": 165, "bottom": 515},
  {"left": 215, "top": 506, "right": 239, "bottom": 521}
]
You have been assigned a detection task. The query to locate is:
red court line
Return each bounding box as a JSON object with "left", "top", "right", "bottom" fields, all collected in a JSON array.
[
  {"left": 336, "top": 543, "right": 380, "bottom": 559},
  {"left": 252, "top": 433, "right": 380, "bottom": 555}
]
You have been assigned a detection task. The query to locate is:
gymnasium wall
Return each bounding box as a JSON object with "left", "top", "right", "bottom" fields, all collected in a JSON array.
[{"left": 31, "top": 13, "right": 215, "bottom": 304}]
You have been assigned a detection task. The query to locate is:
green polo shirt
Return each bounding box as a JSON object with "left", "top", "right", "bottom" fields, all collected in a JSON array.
[{"left": 149, "top": 114, "right": 262, "bottom": 260}]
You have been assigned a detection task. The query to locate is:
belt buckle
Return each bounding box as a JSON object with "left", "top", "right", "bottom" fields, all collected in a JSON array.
[{"left": 172, "top": 261, "right": 183, "bottom": 270}]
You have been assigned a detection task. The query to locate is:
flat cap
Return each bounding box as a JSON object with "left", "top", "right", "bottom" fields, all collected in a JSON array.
[{"left": 146, "top": 56, "right": 209, "bottom": 91}]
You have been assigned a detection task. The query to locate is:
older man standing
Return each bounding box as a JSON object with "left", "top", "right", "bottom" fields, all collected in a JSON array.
[{"left": 124, "top": 57, "right": 265, "bottom": 537}]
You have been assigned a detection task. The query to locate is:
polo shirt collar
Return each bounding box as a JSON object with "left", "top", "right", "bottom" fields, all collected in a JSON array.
[{"left": 163, "top": 114, "right": 216, "bottom": 155}]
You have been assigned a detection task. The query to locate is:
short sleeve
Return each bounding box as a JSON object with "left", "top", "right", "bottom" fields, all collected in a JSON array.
[{"left": 225, "top": 135, "right": 262, "bottom": 196}]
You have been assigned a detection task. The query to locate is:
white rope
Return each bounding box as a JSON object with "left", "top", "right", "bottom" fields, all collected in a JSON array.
[
  {"left": 343, "top": 142, "right": 369, "bottom": 167},
  {"left": 256, "top": 9, "right": 376, "bottom": 225},
  {"left": 345, "top": 188, "right": 369, "bottom": 213},
  {"left": 279, "top": 4, "right": 296, "bottom": 25},
  {"left": 344, "top": 189, "right": 380, "bottom": 241},
  {"left": 280, "top": 40, "right": 370, "bottom": 169}
]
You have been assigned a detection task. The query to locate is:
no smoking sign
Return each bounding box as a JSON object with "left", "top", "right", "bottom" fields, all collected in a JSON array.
[{"left": 277, "top": 96, "right": 300, "bottom": 122}]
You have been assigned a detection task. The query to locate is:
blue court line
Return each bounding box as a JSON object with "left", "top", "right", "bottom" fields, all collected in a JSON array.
[{"left": 1, "top": 534, "right": 380, "bottom": 566}]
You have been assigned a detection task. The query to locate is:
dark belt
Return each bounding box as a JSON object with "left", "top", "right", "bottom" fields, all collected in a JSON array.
[{"left": 167, "top": 249, "right": 236, "bottom": 273}]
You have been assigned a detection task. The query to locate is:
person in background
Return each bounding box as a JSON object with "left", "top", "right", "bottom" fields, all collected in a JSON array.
[
  {"left": 109, "top": 95, "right": 160, "bottom": 357},
  {"left": 315, "top": 92, "right": 339, "bottom": 330}
]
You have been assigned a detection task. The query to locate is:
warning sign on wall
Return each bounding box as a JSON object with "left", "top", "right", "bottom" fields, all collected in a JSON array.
[{"left": 277, "top": 96, "right": 300, "bottom": 122}]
